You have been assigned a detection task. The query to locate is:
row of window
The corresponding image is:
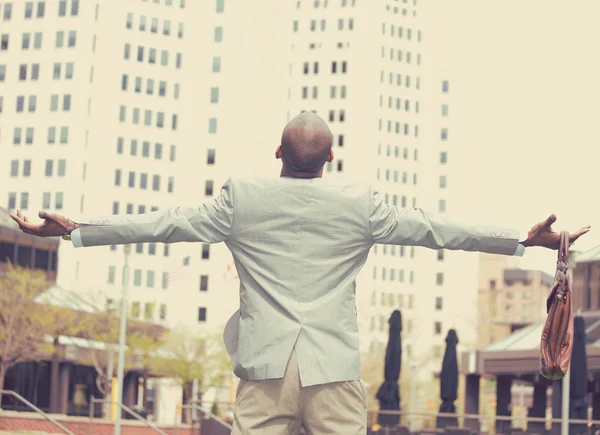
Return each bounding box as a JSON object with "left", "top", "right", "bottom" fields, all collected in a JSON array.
[
  {"left": 382, "top": 47, "right": 421, "bottom": 65},
  {"left": 124, "top": 43, "right": 183, "bottom": 69},
  {"left": 116, "top": 137, "right": 178, "bottom": 162},
  {"left": 302, "top": 60, "right": 348, "bottom": 75},
  {"left": 377, "top": 169, "right": 418, "bottom": 186},
  {"left": 118, "top": 105, "right": 179, "bottom": 130},
  {"left": 293, "top": 18, "right": 354, "bottom": 32},
  {"left": 372, "top": 244, "right": 415, "bottom": 258},
  {"left": 113, "top": 171, "right": 175, "bottom": 193},
  {"left": 7, "top": 191, "right": 64, "bottom": 210},
  {"left": 379, "top": 95, "right": 420, "bottom": 113},
  {"left": 370, "top": 314, "right": 413, "bottom": 333},
  {"left": 1, "top": 30, "right": 79, "bottom": 51},
  {"left": 382, "top": 24, "right": 422, "bottom": 42},
  {"left": 0, "top": 62, "right": 74, "bottom": 83},
  {"left": 372, "top": 292, "right": 415, "bottom": 309},
  {"left": 377, "top": 144, "right": 418, "bottom": 160},
  {"left": 324, "top": 159, "right": 344, "bottom": 173},
  {"left": 9, "top": 159, "right": 67, "bottom": 177},
  {"left": 12, "top": 126, "right": 70, "bottom": 145},
  {"left": 380, "top": 71, "right": 420, "bottom": 89},
  {"left": 0, "top": 0, "right": 78, "bottom": 19},
  {"left": 298, "top": 0, "right": 357, "bottom": 8},
  {"left": 142, "top": 0, "right": 187, "bottom": 8},
  {"left": 125, "top": 13, "right": 184, "bottom": 38},
  {"left": 378, "top": 119, "right": 419, "bottom": 137},
  {"left": 121, "top": 74, "right": 180, "bottom": 99},
  {"left": 385, "top": 4, "right": 416, "bottom": 18},
  {"left": 301, "top": 85, "right": 349, "bottom": 100},
  {"left": 130, "top": 301, "right": 168, "bottom": 322}
]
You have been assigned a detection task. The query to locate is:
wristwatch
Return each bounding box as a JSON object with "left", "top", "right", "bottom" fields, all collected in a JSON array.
[{"left": 61, "top": 219, "right": 76, "bottom": 241}]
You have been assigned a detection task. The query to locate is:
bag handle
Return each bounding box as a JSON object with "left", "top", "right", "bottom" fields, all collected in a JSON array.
[{"left": 559, "top": 231, "right": 569, "bottom": 264}]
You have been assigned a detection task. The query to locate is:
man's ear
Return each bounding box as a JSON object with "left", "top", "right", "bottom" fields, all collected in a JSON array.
[
  {"left": 326, "top": 150, "right": 334, "bottom": 162},
  {"left": 275, "top": 145, "right": 282, "bottom": 160}
]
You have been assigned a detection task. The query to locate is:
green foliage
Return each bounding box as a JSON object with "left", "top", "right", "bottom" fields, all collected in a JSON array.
[{"left": 0, "top": 263, "right": 48, "bottom": 390}]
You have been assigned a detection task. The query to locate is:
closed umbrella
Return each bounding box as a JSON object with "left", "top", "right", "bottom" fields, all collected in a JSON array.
[
  {"left": 437, "top": 329, "right": 459, "bottom": 429},
  {"left": 569, "top": 316, "right": 588, "bottom": 435},
  {"left": 376, "top": 310, "right": 402, "bottom": 426}
]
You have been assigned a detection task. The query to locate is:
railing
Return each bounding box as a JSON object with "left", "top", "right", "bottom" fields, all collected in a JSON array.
[
  {"left": 0, "top": 389, "right": 75, "bottom": 435},
  {"left": 172, "top": 402, "right": 233, "bottom": 435},
  {"left": 88, "top": 397, "right": 167, "bottom": 435},
  {"left": 367, "top": 410, "right": 600, "bottom": 435}
]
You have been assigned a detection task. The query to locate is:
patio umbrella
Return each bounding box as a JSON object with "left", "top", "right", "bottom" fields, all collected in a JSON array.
[
  {"left": 376, "top": 310, "right": 402, "bottom": 426},
  {"left": 569, "top": 316, "right": 588, "bottom": 434},
  {"left": 437, "top": 329, "right": 459, "bottom": 429}
]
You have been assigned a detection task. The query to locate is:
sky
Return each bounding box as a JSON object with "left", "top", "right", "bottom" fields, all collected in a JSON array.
[{"left": 426, "top": 1, "right": 600, "bottom": 273}]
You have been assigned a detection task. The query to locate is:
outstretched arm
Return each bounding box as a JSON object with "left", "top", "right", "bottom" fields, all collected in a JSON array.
[
  {"left": 11, "top": 179, "right": 235, "bottom": 247},
  {"left": 368, "top": 186, "right": 590, "bottom": 254}
]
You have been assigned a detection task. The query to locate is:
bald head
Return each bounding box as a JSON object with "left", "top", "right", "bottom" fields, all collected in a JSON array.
[{"left": 279, "top": 113, "right": 333, "bottom": 176}]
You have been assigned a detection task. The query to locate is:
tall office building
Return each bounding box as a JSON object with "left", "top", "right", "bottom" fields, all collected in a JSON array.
[
  {"left": 0, "top": 0, "right": 243, "bottom": 332},
  {"left": 277, "top": 0, "right": 475, "bottom": 378}
]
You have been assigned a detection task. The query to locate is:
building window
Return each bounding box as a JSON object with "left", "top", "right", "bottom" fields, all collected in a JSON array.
[
  {"left": 208, "top": 118, "right": 218, "bottom": 134},
  {"left": 440, "top": 151, "right": 447, "bottom": 164},
  {"left": 436, "top": 272, "right": 444, "bottom": 285},
  {"left": 216, "top": 0, "right": 225, "bottom": 12},
  {"left": 20, "top": 193, "right": 29, "bottom": 210},
  {"left": 439, "top": 175, "right": 447, "bottom": 188},
  {"left": 207, "top": 149, "right": 216, "bottom": 165},
  {"left": 60, "top": 127, "right": 69, "bottom": 144},
  {"left": 437, "top": 249, "right": 444, "bottom": 261},
  {"left": 146, "top": 270, "right": 155, "bottom": 287},
  {"left": 205, "top": 180, "right": 214, "bottom": 196},
  {"left": 439, "top": 199, "right": 446, "bottom": 213},
  {"left": 1, "top": 34, "right": 9, "bottom": 51},
  {"left": 198, "top": 307, "right": 207, "bottom": 322},
  {"left": 131, "top": 302, "right": 140, "bottom": 318},
  {"left": 214, "top": 26, "right": 223, "bottom": 42},
  {"left": 67, "top": 31, "right": 76, "bottom": 47},
  {"left": 159, "top": 304, "right": 167, "bottom": 320},
  {"left": 55, "top": 192, "right": 64, "bottom": 209},
  {"left": 441, "top": 128, "right": 448, "bottom": 140},
  {"left": 442, "top": 104, "right": 448, "bottom": 116},
  {"left": 133, "top": 269, "right": 142, "bottom": 287},
  {"left": 201, "top": 244, "right": 210, "bottom": 259},
  {"left": 435, "top": 297, "right": 443, "bottom": 310},
  {"left": 210, "top": 87, "right": 219, "bottom": 103},
  {"left": 212, "top": 56, "right": 221, "bottom": 72},
  {"left": 434, "top": 321, "right": 442, "bottom": 335},
  {"left": 338, "top": 135, "right": 344, "bottom": 147},
  {"left": 8, "top": 192, "right": 17, "bottom": 209},
  {"left": 200, "top": 275, "right": 208, "bottom": 291}
]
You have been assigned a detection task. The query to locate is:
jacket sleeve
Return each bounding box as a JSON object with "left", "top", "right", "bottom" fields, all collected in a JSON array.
[
  {"left": 368, "top": 184, "right": 521, "bottom": 256},
  {"left": 73, "top": 178, "right": 235, "bottom": 247}
]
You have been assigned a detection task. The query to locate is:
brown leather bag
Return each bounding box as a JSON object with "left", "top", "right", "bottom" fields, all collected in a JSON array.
[{"left": 540, "top": 231, "right": 574, "bottom": 380}]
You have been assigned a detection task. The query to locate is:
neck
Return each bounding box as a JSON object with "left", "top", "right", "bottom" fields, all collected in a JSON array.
[{"left": 280, "top": 166, "right": 323, "bottom": 179}]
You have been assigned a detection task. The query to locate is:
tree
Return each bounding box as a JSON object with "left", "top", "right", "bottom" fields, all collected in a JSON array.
[
  {"left": 151, "top": 326, "right": 231, "bottom": 423},
  {"left": 37, "top": 297, "right": 93, "bottom": 413},
  {"left": 0, "top": 263, "right": 47, "bottom": 405}
]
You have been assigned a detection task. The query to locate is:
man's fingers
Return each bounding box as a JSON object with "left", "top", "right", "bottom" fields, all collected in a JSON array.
[
  {"left": 570, "top": 226, "right": 591, "bottom": 242},
  {"left": 544, "top": 214, "right": 557, "bottom": 228}
]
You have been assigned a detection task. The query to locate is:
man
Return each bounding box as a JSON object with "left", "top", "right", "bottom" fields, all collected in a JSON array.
[{"left": 11, "top": 113, "right": 590, "bottom": 434}]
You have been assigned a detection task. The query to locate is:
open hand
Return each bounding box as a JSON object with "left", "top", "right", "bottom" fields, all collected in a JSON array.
[
  {"left": 9, "top": 210, "right": 69, "bottom": 238},
  {"left": 523, "top": 214, "right": 590, "bottom": 249}
]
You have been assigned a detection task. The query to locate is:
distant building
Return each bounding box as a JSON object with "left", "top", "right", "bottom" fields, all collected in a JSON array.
[
  {"left": 0, "top": 206, "right": 58, "bottom": 282},
  {"left": 476, "top": 253, "right": 552, "bottom": 349}
]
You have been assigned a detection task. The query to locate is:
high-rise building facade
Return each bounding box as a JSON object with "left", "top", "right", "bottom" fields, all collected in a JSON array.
[
  {"left": 277, "top": 0, "right": 474, "bottom": 378},
  {"left": 0, "top": 0, "right": 240, "bottom": 332}
]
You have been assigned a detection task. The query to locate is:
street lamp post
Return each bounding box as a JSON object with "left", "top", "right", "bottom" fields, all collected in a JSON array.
[
  {"left": 114, "top": 244, "right": 131, "bottom": 435},
  {"left": 409, "top": 362, "right": 418, "bottom": 432}
]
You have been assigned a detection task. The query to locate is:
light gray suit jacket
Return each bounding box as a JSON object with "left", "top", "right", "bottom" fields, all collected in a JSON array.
[{"left": 72, "top": 176, "right": 523, "bottom": 386}]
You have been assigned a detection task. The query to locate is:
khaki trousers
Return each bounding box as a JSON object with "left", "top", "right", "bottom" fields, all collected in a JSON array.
[{"left": 232, "top": 349, "right": 368, "bottom": 435}]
